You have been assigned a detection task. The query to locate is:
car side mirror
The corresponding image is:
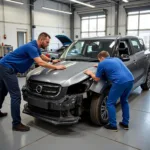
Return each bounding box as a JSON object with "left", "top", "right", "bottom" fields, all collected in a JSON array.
[{"left": 120, "top": 54, "right": 130, "bottom": 61}]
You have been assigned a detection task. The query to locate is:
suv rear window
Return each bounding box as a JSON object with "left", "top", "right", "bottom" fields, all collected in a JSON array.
[
  {"left": 130, "top": 39, "right": 142, "bottom": 53},
  {"left": 139, "top": 39, "right": 146, "bottom": 50}
]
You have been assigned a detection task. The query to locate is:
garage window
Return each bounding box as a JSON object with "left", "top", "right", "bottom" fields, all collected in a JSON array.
[
  {"left": 81, "top": 15, "right": 106, "bottom": 38},
  {"left": 127, "top": 10, "right": 150, "bottom": 49}
]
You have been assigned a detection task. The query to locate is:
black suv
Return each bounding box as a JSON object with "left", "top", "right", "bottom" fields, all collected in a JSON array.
[{"left": 22, "top": 36, "right": 150, "bottom": 126}]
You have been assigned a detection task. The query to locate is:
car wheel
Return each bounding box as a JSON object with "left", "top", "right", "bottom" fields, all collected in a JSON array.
[
  {"left": 90, "top": 92, "right": 109, "bottom": 125},
  {"left": 141, "top": 69, "right": 150, "bottom": 91}
]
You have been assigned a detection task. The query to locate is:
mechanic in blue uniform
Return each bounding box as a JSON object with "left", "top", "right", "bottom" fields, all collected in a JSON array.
[
  {"left": 0, "top": 32, "right": 66, "bottom": 132},
  {"left": 84, "top": 51, "right": 134, "bottom": 131}
]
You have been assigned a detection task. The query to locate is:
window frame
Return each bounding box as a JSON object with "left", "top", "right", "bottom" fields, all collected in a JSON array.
[
  {"left": 81, "top": 14, "right": 106, "bottom": 38},
  {"left": 117, "top": 39, "right": 133, "bottom": 57},
  {"left": 126, "top": 10, "right": 150, "bottom": 49},
  {"left": 130, "top": 38, "right": 142, "bottom": 53},
  {"left": 139, "top": 38, "right": 146, "bottom": 50}
]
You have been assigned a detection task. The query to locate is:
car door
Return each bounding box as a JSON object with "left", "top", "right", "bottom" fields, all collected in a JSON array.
[
  {"left": 114, "top": 39, "right": 138, "bottom": 88},
  {"left": 139, "top": 38, "right": 149, "bottom": 75},
  {"left": 130, "top": 38, "right": 147, "bottom": 85}
]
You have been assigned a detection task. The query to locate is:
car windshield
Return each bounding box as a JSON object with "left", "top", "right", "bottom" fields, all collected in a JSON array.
[{"left": 61, "top": 39, "right": 116, "bottom": 62}]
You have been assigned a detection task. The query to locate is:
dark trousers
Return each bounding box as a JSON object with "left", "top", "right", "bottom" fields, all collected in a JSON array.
[
  {"left": 106, "top": 81, "right": 134, "bottom": 127},
  {"left": 0, "top": 65, "right": 21, "bottom": 126}
]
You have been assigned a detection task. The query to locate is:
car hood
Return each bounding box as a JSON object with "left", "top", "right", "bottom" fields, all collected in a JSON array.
[
  {"left": 27, "top": 61, "right": 96, "bottom": 87},
  {"left": 55, "top": 35, "right": 72, "bottom": 46}
]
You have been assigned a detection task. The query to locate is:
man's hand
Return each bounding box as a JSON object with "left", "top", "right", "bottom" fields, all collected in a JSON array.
[
  {"left": 84, "top": 70, "right": 93, "bottom": 76},
  {"left": 55, "top": 65, "right": 66, "bottom": 70},
  {"left": 84, "top": 70, "right": 100, "bottom": 82},
  {"left": 52, "top": 59, "right": 61, "bottom": 64},
  {"left": 94, "top": 64, "right": 98, "bottom": 67}
]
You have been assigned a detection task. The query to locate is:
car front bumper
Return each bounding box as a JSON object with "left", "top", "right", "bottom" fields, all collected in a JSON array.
[
  {"left": 22, "top": 86, "right": 82, "bottom": 125},
  {"left": 23, "top": 104, "right": 80, "bottom": 125}
]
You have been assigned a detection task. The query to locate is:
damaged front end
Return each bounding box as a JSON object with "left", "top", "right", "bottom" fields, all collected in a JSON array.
[{"left": 22, "top": 78, "right": 93, "bottom": 125}]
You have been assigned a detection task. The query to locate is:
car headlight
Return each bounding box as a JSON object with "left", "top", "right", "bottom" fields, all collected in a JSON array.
[{"left": 67, "top": 79, "right": 93, "bottom": 95}]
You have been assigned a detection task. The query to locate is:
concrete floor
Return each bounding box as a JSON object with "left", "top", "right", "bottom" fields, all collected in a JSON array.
[{"left": 0, "top": 77, "right": 150, "bottom": 150}]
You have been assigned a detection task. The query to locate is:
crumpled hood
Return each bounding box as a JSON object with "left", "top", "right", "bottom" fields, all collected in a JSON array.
[{"left": 27, "top": 61, "right": 97, "bottom": 87}]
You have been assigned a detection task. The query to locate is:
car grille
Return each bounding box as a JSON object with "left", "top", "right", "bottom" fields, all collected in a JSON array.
[{"left": 27, "top": 80, "right": 61, "bottom": 97}]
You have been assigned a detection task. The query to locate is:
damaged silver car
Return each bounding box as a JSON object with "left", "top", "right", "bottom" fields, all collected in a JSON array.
[{"left": 22, "top": 36, "right": 150, "bottom": 126}]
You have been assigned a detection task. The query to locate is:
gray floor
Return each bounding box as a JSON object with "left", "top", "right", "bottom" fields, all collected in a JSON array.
[{"left": 0, "top": 78, "right": 150, "bottom": 150}]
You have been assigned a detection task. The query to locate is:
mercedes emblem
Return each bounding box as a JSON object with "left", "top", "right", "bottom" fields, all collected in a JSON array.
[{"left": 36, "top": 85, "right": 43, "bottom": 94}]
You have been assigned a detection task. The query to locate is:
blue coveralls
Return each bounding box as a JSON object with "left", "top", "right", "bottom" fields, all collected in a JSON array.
[
  {"left": 0, "top": 40, "right": 41, "bottom": 127},
  {"left": 96, "top": 57, "right": 134, "bottom": 127}
]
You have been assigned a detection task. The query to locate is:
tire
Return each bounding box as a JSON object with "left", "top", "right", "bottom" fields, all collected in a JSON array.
[
  {"left": 90, "top": 92, "right": 109, "bottom": 126},
  {"left": 141, "top": 69, "right": 150, "bottom": 91}
]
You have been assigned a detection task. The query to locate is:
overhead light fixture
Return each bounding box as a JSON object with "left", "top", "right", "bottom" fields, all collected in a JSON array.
[
  {"left": 42, "top": 7, "right": 72, "bottom": 14},
  {"left": 5, "top": 0, "right": 24, "bottom": 5},
  {"left": 70, "top": 0, "right": 95, "bottom": 8},
  {"left": 122, "top": 0, "right": 129, "bottom": 2}
]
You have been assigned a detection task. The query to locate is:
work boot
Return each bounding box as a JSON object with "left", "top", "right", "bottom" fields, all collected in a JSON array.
[
  {"left": 0, "top": 110, "right": 8, "bottom": 118},
  {"left": 119, "top": 122, "right": 129, "bottom": 130},
  {"left": 104, "top": 124, "right": 118, "bottom": 132},
  {"left": 12, "top": 123, "right": 30, "bottom": 132}
]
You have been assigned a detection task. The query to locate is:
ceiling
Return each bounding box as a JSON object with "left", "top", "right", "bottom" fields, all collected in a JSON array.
[
  {"left": 48, "top": 0, "right": 143, "bottom": 9},
  {"left": 48, "top": 0, "right": 119, "bottom": 7}
]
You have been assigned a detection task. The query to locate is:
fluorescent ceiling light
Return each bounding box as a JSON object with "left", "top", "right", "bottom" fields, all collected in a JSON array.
[
  {"left": 70, "top": 0, "right": 95, "bottom": 8},
  {"left": 122, "top": 0, "right": 129, "bottom": 2},
  {"left": 42, "top": 7, "right": 72, "bottom": 14},
  {"left": 5, "top": 0, "right": 24, "bottom": 5}
]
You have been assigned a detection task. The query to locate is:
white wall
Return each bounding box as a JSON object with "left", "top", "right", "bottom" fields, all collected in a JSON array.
[
  {"left": 34, "top": 0, "right": 71, "bottom": 50},
  {"left": 0, "top": 0, "right": 30, "bottom": 49},
  {"left": 118, "top": 4, "right": 127, "bottom": 36},
  {"left": 106, "top": 6, "right": 116, "bottom": 36},
  {"left": 74, "top": 11, "right": 81, "bottom": 40},
  {"left": 0, "top": 0, "right": 71, "bottom": 50}
]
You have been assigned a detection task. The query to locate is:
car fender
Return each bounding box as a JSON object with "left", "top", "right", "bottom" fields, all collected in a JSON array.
[{"left": 89, "top": 80, "right": 109, "bottom": 94}]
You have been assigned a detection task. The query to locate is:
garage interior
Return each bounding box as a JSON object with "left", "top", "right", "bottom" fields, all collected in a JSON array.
[{"left": 0, "top": 0, "right": 150, "bottom": 150}]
